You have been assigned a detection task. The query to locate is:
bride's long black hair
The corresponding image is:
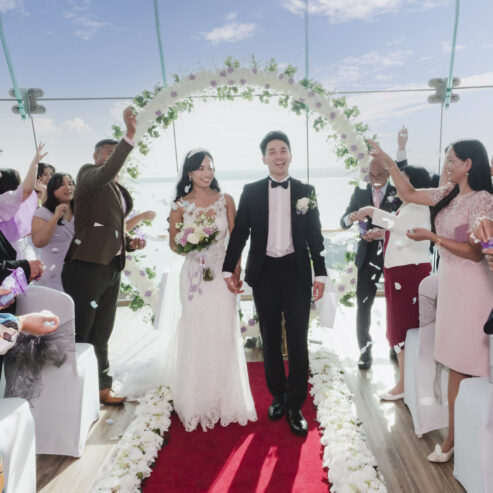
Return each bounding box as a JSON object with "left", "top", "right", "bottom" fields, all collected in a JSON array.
[{"left": 174, "top": 149, "right": 220, "bottom": 201}]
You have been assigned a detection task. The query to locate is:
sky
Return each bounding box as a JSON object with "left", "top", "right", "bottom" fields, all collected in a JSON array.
[{"left": 1, "top": 0, "right": 493, "bottom": 185}]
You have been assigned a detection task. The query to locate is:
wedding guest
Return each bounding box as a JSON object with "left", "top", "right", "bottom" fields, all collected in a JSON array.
[
  {"left": 62, "top": 107, "right": 145, "bottom": 406},
  {"left": 35, "top": 162, "right": 55, "bottom": 204},
  {"left": 369, "top": 138, "right": 493, "bottom": 463},
  {"left": 31, "top": 173, "right": 75, "bottom": 291},
  {"left": 357, "top": 165, "right": 432, "bottom": 399},
  {"left": 340, "top": 140, "right": 405, "bottom": 369},
  {"left": 0, "top": 144, "right": 46, "bottom": 253}
]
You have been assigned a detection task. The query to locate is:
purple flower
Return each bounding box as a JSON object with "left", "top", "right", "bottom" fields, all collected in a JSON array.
[
  {"left": 265, "top": 83, "right": 270, "bottom": 89},
  {"left": 190, "top": 285, "right": 197, "bottom": 292},
  {"left": 289, "top": 78, "right": 295, "bottom": 84},
  {"left": 184, "top": 227, "right": 194, "bottom": 234},
  {"left": 228, "top": 79, "right": 235, "bottom": 85},
  {"left": 155, "top": 109, "right": 162, "bottom": 116},
  {"left": 357, "top": 153, "right": 365, "bottom": 160},
  {"left": 240, "top": 78, "right": 246, "bottom": 85},
  {"left": 227, "top": 67, "right": 234, "bottom": 73},
  {"left": 144, "top": 290, "right": 152, "bottom": 297},
  {"left": 316, "top": 102, "right": 322, "bottom": 108},
  {"left": 350, "top": 145, "right": 358, "bottom": 152},
  {"left": 346, "top": 267, "right": 353, "bottom": 274},
  {"left": 350, "top": 278, "right": 356, "bottom": 285},
  {"left": 124, "top": 270, "right": 131, "bottom": 276},
  {"left": 140, "top": 269, "right": 146, "bottom": 276},
  {"left": 126, "top": 254, "right": 133, "bottom": 260},
  {"left": 330, "top": 112, "right": 336, "bottom": 120},
  {"left": 338, "top": 285, "right": 346, "bottom": 292},
  {"left": 180, "top": 235, "right": 188, "bottom": 247},
  {"left": 204, "top": 227, "right": 213, "bottom": 235},
  {"left": 171, "top": 91, "right": 178, "bottom": 98},
  {"left": 211, "top": 80, "right": 217, "bottom": 87},
  {"left": 240, "top": 325, "right": 247, "bottom": 333},
  {"left": 309, "top": 91, "right": 315, "bottom": 97},
  {"left": 311, "top": 302, "right": 316, "bottom": 310},
  {"left": 248, "top": 318, "right": 256, "bottom": 326},
  {"left": 252, "top": 68, "right": 258, "bottom": 74},
  {"left": 279, "top": 74, "right": 284, "bottom": 79},
  {"left": 220, "top": 70, "right": 227, "bottom": 77},
  {"left": 341, "top": 133, "right": 347, "bottom": 140},
  {"left": 189, "top": 74, "right": 196, "bottom": 80}
]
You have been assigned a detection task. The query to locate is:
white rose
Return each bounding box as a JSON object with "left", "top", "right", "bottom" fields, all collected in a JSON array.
[
  {"left": 297, "top": 197, "right": 310, "bottom": 209},
  {"left": 187, "top": 233, "right": 200, "bottom": 245}
]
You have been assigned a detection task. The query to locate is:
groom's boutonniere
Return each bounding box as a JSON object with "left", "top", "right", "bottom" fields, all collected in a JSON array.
[{"left": 296, "top": 191, "right": 317, "bottom": 215}]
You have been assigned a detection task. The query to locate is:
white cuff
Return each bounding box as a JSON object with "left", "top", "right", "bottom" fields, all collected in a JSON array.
[
  {"left": 314, "top": 276, "right": 327, "bottom": 283},
  {"left": 343, "top": 214, "right": 353, "bottom": 227},
  {"left": 396, "top": 149, "right": 407, "bottom": 162},
  {"left": 222, "top": 272, "right": 233, "bottom": 279}
]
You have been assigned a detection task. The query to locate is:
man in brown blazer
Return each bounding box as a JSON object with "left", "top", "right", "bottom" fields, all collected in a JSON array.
[{"left": 62, "top": 107, "right": 145, "bottom": 405}]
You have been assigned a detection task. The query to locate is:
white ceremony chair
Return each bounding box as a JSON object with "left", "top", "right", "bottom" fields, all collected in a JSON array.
[
  {"left": 454, "top": 334, "right": 493, "bottom": 493},
  {"left": 404, "top": 274, "right": 449, "bottom": 437},
  {"left": 0, "top": 397, "right": 36, "bottom": 493},
  {"left": 1, "top": 286, "right": 100, "bottom": 457}
]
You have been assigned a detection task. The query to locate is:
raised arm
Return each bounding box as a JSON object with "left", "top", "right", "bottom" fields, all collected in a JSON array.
[
  {"left": 126, "top": 210, "right": 156, "bottom": 232},
  {"left": 368, "top": 140, "right": 436, "bottom": 206},
  {"left": 23, "top": 143, "right": 47, "bottom": 201}
]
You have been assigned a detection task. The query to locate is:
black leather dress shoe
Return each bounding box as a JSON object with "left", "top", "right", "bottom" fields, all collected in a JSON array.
[
  {"left": 286, "top": 409, "right": 308, "bottom": 436},
  {"left": 268, "top": 396, "right": 285, "bottom": 421},
  {"left": 358, "top": 345, "right": 372, "bottom": 370}
]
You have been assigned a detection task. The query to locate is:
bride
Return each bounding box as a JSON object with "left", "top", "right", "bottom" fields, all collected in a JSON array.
[{"left": 166, "top": 148, "right": 257, "bottom": 432}]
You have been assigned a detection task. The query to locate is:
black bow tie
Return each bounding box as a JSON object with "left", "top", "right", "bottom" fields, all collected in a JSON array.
[{"left": 270, "top": 178, "right": 289, "bottom": 189}]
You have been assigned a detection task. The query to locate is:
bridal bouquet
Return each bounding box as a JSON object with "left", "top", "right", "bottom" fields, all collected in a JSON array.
[{"left": 174, "top": 213, "right": 219, "bottom": 282}]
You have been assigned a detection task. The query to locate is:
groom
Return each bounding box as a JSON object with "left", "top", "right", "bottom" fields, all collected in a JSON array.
[{"left": 223, "top": 131, "right": 327, "bottom": 436}]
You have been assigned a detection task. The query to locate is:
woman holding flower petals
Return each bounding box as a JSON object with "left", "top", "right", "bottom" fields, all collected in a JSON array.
[
  {"left": 368, "top": 138, "right": 493, "bottom": 463},
  {"left": 166, "top": 148, "right": 257, "bottom": 432}
]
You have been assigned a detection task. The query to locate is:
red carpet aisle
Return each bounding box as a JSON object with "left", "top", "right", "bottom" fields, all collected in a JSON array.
[{"left": 143, "top": 362, "right": 329, "bottom": 493}]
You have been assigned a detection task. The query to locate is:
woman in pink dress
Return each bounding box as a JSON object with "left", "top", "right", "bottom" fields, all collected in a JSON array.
[{"left": 369, "top": 139, "right": 493, "bottom": 463}]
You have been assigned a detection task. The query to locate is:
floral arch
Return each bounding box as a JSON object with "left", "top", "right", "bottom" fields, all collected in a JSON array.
[{"left": 118, "top": 58, "right": 369, "bottom": 311}]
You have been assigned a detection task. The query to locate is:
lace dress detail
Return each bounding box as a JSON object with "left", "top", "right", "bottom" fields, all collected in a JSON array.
[{"left": 171, "top": 193, "right": 257, "bottom": 431}]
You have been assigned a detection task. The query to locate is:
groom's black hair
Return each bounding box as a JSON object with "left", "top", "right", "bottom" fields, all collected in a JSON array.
[{"left": 260, "top": 131, "right": 291, "bottom": 155}]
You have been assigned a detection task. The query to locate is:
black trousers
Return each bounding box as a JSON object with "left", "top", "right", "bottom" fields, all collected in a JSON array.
[
  {"left": 252, "top": 254, "right": 312, "bottom": 411},
  {"left": 62, "top": 257, "right": 121, "bottom": 389},
  {"left": 356, "top": 242, "right": 383, "bottom": 350}
]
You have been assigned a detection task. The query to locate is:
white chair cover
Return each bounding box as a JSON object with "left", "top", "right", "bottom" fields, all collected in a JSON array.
[
  {"left": 404, "top": 274, "right": 449, "bottom": 436},
  {"left": 454, "top": 335, "right": 493, "bottom": 493},
  {"left": 0, "top": 398, "right": 36, "bottom": 493},
  {"left": 3, "top": 286, "right": 100, "bottom": 457}
]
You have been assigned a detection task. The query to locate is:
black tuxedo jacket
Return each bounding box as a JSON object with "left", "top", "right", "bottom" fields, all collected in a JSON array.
[
  {"left": 340, "top": 183, "right": 401, "bottom": 270},
  {"left": 223, "top": 177, "right": 327, "bottom": 287}
]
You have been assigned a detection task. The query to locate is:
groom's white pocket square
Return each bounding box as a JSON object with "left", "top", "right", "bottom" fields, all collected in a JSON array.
[{"left": 93, "top": 222, "right": 104, "bottom": 227}]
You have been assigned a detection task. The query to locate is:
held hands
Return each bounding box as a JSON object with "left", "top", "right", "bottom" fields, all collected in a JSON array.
[
  {"left": 123, "top": 107, "right": 137, "bottom": 140},
  {"left": 406, "top": 227, "right": 433, "bottom": 242},
  {"left": 312, "top": 281, "right": 325, "bottom": 302},
  {"left": 356, "top": 206, "right": 374, "bottom": 221},
  {"left": 362, "top": 228, "right": 385, "bottom": 242},
  {"left": 128, "top": 238, "right": 146, "bottom": 250},
  {"left": 28, "top": 260, "right": 45, "bottom": 282},
  {"left": 19, "top": 311, "right": 60, "bottom": 336},
  {"left": 224, "top": 274, "right": 244, "bottom": 294}
]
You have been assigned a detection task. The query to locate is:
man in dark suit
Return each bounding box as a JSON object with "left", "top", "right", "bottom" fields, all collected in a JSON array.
[
  {"left": 340, "top": 158, "right": 403, "bottom": 369},
  {"left": 223, "top": 131, "right": 327, "bottom": 436},
  {"left": 62, "top": 107, "right": 145, "bottom": 405}
]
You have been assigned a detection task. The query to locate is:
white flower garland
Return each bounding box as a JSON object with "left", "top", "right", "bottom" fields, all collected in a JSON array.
[
  {"left": 92, "top": 386, "right": 173, "bottom": 492},
  {"left": 309, "top": 347, "right": 387, "bottom": 492}
]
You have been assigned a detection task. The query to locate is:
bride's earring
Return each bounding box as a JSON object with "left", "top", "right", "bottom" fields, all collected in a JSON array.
[{"left": 184, "top": 176, "right": 192, "bottom": 193}]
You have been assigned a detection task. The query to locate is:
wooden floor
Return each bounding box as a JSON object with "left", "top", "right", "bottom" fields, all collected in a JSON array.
[{"left": 36, "top": 300, "right": 466, "bottom": 493}]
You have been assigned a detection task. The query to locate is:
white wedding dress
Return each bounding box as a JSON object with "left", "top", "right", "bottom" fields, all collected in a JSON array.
[{"left": 167, "top": 193, "right": 257, "bottom": 431}]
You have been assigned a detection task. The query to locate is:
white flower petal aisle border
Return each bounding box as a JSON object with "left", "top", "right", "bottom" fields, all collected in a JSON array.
[
  {"left": 92, "top": 386, "right": 173, "bottom": 492},
  {"left": 309, "top": 347, "right": 387, "bottom": 493}
]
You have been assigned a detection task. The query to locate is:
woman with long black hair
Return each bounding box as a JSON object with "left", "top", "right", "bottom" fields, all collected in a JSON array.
[
  {"left": 165, "top": 148, "right": 257, "bottom": 432},
  {"left": 369, "top": 139, "right": 493, "bottom": 463},
  {"left": 31, "top": 173, "right": 75, "bottom": 291}
]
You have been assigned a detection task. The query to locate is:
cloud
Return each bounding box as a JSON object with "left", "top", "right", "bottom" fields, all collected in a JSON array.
[
  {"left": 110, "top": 101, "right": 132, "bottom": 121},
  {"left": 0, "top": 0, "right": 23, "bottom": 12},
  {"left": 460, "top": 72, "right": 493, "bottom": 87},
  {"left": 35, "top": 117, "right": 92, "bottom": 136},
  {"left": 62, "top": 1, "right": 108, "bottom": 41},
  {"left": 281, "top": 0, "right": 449, "bottom": 22},
  {"left": 202, "top": 13, "right": 257, "bottom": 45},
  {"left": 321, "top": 49, "right": 414, "bottom": 88},
  {"left": 441, "top": 41, "right": 465, "bottom": 53}
]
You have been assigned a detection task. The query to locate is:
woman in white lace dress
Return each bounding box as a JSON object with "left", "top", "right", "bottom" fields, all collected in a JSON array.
[{"left": 167, "top": 149, "right": 257, "bottom": 432}]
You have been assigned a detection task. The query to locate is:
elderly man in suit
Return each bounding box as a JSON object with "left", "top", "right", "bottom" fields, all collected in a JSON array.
[
  {"left": 62, "top": 107, "right": 145, "bottom": 405},
  {"left": 340, "top": 156, "right": 405, "bottom": 369}
]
